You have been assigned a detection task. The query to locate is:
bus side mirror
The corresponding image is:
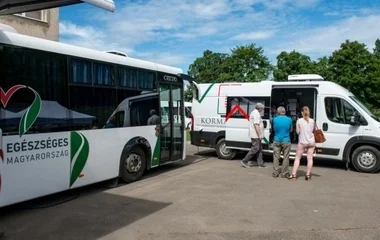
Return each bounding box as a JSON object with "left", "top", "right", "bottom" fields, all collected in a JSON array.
[{"left": 263, "top": 121, "right": 267, "bottom": 128}]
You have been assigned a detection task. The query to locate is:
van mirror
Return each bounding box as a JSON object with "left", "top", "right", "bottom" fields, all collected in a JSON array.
[{"left": 349, "top": 112, "right": 360, "bottom": 126}]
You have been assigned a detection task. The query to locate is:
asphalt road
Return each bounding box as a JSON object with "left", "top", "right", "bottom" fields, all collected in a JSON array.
[{"left": 1, "top": 144, "right": 380, "bottom": 240}]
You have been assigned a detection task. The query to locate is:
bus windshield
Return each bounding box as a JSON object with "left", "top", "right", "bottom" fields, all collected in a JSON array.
[{"left": 349, "top": 96, "right": 380, "bottom": 122}]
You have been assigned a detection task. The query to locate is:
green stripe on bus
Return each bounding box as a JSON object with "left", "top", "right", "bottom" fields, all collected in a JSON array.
[{"left": 152, "top": 137, "right": 160, "bottom": 167}]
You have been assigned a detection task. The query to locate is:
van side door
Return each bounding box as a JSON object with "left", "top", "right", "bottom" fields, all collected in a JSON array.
[
  {"left": 316, "top": 95, "right": 364, "bottom": 160},
  {"left": 225, "top": 96, "right": 270, "bottom": 150}
]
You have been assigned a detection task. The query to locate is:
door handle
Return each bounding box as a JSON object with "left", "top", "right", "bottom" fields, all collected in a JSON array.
[{"left": 322, "top": 122, "right": 328, "bottom": 131}]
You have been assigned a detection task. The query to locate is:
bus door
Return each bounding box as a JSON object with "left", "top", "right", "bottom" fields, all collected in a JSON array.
[{"left": 158, "top": 76, "right": 184, "bottom": 164}]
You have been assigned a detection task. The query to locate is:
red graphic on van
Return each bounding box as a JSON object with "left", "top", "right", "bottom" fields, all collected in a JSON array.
[{"left": 225, "top": 104, "right": 249, "bottom": 122}]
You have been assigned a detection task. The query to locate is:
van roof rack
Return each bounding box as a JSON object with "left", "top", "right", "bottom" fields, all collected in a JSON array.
[{"left": 288, "top": 74, "right": 324, "bottom": 81}]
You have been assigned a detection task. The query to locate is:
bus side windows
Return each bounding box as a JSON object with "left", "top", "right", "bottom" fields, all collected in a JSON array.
[{"left": 130, "top": 97, "right": 159, "bottom": 127}]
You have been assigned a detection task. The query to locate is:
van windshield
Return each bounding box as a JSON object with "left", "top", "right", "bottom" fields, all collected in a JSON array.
[{"left": 349, "top": 96, "right": 380, "bottom": 122}]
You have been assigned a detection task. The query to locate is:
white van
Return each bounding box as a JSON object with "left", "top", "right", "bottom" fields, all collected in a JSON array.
[{"left": 189, "top": 74, "right": 380, "bottom": 173}]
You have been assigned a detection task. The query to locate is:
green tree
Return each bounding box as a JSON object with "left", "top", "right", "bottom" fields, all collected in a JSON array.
[
  {"left": 273, "top": 50, "right": 316, "bottom": 81},
  {"left": 227, "top": 44, "right": 273, "bottom": 82},
  {"left": 313, "top": 56, "right": 332, "bottom": 80},
  {"left": 187, "top": 44, "right": 272, "bottom": 83},
  {"left": 374, "top": 38, "right": 380, "bottom": 59},
  {"left": 188, "top": 50, "right": 229, "bottom": 83},
  {"left": 328, "top": 40, "right": 380, "bottom": 110},
  {"left": 184, "top": 84, "right": 193, "bottom": 102}
]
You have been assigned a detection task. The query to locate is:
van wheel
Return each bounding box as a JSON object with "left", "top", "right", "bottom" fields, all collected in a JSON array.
[
  {"left": 351, "top": 145, "right": 380, "bottom": 173},
  {"left": 216, "top": 138, "right": 236, "bottom": 160},
  {"left": 119, "top": 146, "right": 147, "bottom": 183}
]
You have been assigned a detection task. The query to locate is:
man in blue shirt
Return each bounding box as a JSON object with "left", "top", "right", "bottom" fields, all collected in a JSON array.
[{"left": 272, "top": 106, "right": 293, "bottom": 178}]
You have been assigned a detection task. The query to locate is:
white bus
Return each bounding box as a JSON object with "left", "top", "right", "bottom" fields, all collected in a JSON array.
[
  {"left": 184, "top": 102, "right": 192, "bottom": 129},
  {"left": 160, "top": 101, "right": 192, "bottom": 129},
  {"left": 189, "top": 75, "right": 380, "bottom": 173},
  {"left": 0, "top": 28, "right": 194, "bottom": 207}
]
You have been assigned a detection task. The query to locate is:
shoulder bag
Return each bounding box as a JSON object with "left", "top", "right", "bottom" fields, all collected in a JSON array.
[{"left": 313, "top": 120, "right": 326, "bottom": 143}]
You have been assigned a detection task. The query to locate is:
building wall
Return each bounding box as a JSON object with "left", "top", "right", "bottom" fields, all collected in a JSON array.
[{"left": 0, "top": 8, "right": 59, "bottom": 41}]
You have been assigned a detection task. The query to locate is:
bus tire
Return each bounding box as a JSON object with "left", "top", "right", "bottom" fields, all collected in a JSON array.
[
  {"left": 216, "top": 138, "right": 236, "bottom": 160},
  {"left": 351, "top": 145, "right": 380, "bottom": 173},
  {"left": 119, "top": 146, "right": 147, "bottom": 183}
]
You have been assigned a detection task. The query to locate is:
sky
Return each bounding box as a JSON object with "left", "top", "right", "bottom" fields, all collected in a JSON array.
[{"left": 59, "top": 0, "right": 380, "bottom": 73}]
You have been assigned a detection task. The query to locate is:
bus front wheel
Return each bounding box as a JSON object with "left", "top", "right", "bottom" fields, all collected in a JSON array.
[
  {"left": 216, "top": 138, "right": 236, "bottom": 160},
  {"left": 120, "top": 146, "right": 147, "bottom": 183}
]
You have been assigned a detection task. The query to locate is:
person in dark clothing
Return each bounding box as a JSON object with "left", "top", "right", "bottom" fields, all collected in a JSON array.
[
  {"left": 269, "top": 105, "right": 277, "bottom": 143},
  {"left": 147, "top": 109, "right": 160, "bottom": 125}
]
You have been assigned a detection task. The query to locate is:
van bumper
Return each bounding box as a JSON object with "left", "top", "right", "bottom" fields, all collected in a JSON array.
[{"left": 190, "top": 131, "right": 217, "bottom": 148}]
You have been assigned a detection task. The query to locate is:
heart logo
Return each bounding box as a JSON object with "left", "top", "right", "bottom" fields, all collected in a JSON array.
[
  {"left": 0, "top": 85, "right": 26, "bottom": 108},
  {"left": 0, "top": 85, "right": 42, "bottom": 137}
]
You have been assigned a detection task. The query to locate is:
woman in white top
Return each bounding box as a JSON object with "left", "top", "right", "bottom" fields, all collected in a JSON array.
[{"left": 288, "top": 106, "right": 316, "bottom": 181}]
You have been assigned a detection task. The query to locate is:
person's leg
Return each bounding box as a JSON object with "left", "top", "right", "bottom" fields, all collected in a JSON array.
[
  {"left": 281, "top": 142, "right": 291, "bottom": 178},
  {"left": 256, "top": 139, "right": 266, "bottom": 167},
  {"left": 272, "top": 141, "right": 281, "bottom": 177},
  {"left": 305, "top": 144, "right": 315, "bottom": 177},
  {"left": 290, "top": 143, "right": 304, "bottom": 178},
  {"left": 241, "top": 138, "right": 258, "bottom": 168}
]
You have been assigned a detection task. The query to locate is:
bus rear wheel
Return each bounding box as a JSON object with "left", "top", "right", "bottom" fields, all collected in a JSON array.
[
  {"left": 216, "top": 138, "right": 236, "bottom": 160},
  {"left": 120, "top": 146, "right": 147, "bottom": 183}
]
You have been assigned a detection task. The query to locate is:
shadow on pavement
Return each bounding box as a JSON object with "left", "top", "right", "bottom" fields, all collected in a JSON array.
[
  {"left": 0, "top": 190, "right": 171, "bottom": 240},
  {"left": 193, "top": 148, "right": 347, "bottom": 171},
  {"left": 0, "top": 154, "right": 207, "bottom": 229},
  {"left": 139, "top": 154, "right": 210, "bottom": 181}
]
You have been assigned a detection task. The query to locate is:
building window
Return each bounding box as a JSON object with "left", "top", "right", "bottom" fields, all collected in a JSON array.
[{"left": 16, "top": 10, "right": 48, "bottom": 22}]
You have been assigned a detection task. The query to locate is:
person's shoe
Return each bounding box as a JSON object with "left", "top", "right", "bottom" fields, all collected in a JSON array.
[
  {"left": 249, "top": 161, "right": 258, "bottom": 167},
  {"left": 281, "top": 173, "right": 290, "bottom": 178},
  {"left": 258, "top": 163, "right": 268, "bottom": 168},
  {"left": 241, "top": 160, "right": 250, "bottom": 168},
  {"left": 272, "top": 172, "right": 280, "bottom": 178},
  {"left": 288, "top": 173, "right": 297, "bottom": 180}
]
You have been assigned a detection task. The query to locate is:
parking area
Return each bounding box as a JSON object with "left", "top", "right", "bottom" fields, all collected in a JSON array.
[{"left": 1, "top": 144, "right": 380, "bottom": 240}]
